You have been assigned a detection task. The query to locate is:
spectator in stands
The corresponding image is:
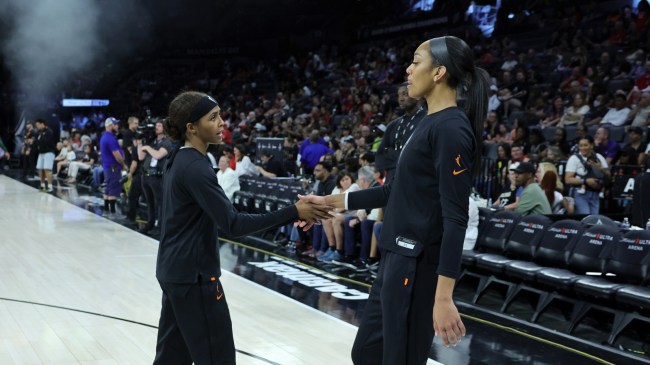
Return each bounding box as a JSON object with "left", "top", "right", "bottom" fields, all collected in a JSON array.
[
  {"left": 300, "top": 132, "right": 334, "bottom": 175},
  {"left": 497, "top": 70, "right": 527, "bottom": 116},
  {"left": 233, "top": 144, "right": 258, "bottom": 177},
  {"left": 527, "top": 129, "right": 547, "bottom": 162},
  {"left": 627, "top": 91, "right": 650, "bottom": 127},
  {"left": 619, "top": 126, "right": 647, "bottom": 166},
  {"left": 542, "top": 145, "right": 565, "bottom": 164},
  {"left": 334, "top": 165, "right": 380, "bottom": 269},
  {"left": 536, "top": 163, "right": 574, "bottom": 214},
  {"left": 54, "top": 139, "right": 72, "bottom": 174},
  {"left": 509, "top": 143, "right": 530, "bottom": 167},
  {"left": 501, "top": 50, "right": 518, "bottom": 71},
  {"left": 569, "top": 123, "right": 589, "bottom": 154},
  {"left": 594, "top": 126, "right": 621, "bottom": 165},
  {"left": 216, "top": 155, "right": 239, "bottom": 202},
  {"left": 492, "top": 162, "right": 523, "bottom": 210},
  {"left": 589, "top": 93, "right": 631, "bottom": 126},
  {"left": 0, "top": 136, "right": 10, "bottom": 171},
  {"left": 559, "top": 66, "right": 588, "bottom": 94},
  {"left": 565, "top": 136, "right": 610, "bottom": 214},
  {"left": 256, "top": 150, "right": 286, "bottom": 178},
  {"left": 358, "top": 152, "right": 374, "bottom": 167},
  {"left": 35, "top": 119, "right": 57, "bottom": 192},
  {"left": 100, "top": 117, "right": 128, "bottom": 216},
  {"left": 513, "top": 162, "right": 552, "bottom": 216},
  {"left": 540, "top": 96, "right": 565, "bottom": 128},
  {"left": 634, "top": 61, "right": 650, "bottom": 90},
  {"left": 549, "top": 127, "right": 571, "bottom": 156},
  {"left": 488, "top": 85, "right": 500, "bottom": 113},
  {"left": 66, "top": 144, "right": 97, "bottom": 184},
  {"left": 558, "top": 92, "right": 590, "bottom": 127},
  {"left": 305, "top": 161, "right": 336, "bottom": 258},
  {"left": 318, "top": 171, "right": 361, "bottom": 261}
]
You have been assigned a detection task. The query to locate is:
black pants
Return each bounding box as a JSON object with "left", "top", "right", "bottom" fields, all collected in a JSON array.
[
  {"left": 154, "top": 278, "right": 235, "bottom": 365},
  {"left": 127, "top": 172, "right": 143, "bottom": 221},
  {"left": 351, "top": 251, "right": 438, "bottom": 365},
  {"left": 142, "top": 175, "right": 162, "bottom": 229}
]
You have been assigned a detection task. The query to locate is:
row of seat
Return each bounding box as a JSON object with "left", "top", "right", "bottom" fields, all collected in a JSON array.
[
  {"left": 232, "top": 176, "right": 306, "bottom": 214},
  {"left": 460, "top": 209, "right": 650, "bottom": 344}
]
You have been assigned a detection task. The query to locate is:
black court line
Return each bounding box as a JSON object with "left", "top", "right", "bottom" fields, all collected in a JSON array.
[{"left": 0, "top": 297, "right": 282, "bottom": 365}]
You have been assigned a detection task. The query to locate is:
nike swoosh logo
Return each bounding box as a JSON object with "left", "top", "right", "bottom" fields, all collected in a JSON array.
[
  {"left": 452, "top": 169, "right": 467, "bottom": 176},
  {"left": 216, "top": 293, "right": 224, "bottom": 301}
]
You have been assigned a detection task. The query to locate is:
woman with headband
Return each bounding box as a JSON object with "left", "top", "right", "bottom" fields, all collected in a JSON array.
[
  {"left": 153, "top": 91, "right": 333, "bottom": 365},
  {"left": 298, "top": 36, "right": 490, "bottom": 364}
]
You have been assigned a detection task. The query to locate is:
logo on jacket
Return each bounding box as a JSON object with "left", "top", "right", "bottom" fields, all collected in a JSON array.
[{"left": 453, "top": 154, "right": 467, "bottom": 176}]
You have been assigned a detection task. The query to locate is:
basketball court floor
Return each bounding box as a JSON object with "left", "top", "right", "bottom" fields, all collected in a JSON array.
[{"left": 0, "top": 174, "right": 647, "bottom": 364}]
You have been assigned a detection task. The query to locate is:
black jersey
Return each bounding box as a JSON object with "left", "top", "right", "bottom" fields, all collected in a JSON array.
[
  {"left": 156, "top": 147, "right": 298, "bottom": 283},
  {"left": 348, "top": 107, "right": 474, "bottom": 279}
]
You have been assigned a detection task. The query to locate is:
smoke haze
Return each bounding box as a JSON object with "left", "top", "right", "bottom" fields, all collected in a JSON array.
[{"left": 0, "top": 0, "right": 152, "bottom": 107}]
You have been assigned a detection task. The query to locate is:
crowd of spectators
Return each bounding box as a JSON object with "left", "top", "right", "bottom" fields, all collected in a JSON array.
[{"left": 5, "top": 0, "right": 650, "bottom": 270}]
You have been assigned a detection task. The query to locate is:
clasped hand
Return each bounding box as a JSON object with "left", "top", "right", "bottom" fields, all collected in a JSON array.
[
  {"left": 294, "top": 194, "right": 332, "bottom": 231},
  {"left": 294, "top": 195, "right": 334, "bottom": 231}
]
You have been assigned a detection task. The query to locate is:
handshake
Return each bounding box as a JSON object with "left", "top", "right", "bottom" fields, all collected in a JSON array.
[{"left": 293, "top": 194, "right": 334, "bottom": 231}]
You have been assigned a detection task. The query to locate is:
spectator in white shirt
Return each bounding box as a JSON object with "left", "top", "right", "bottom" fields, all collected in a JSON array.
[
  {"left": 628, "top": 91, "right": 650, "bottom": 127},
  {"left": 589, "top": 93, "right": 631, "bottom": 126},
  {"left": 216, "top": 155, "right": 240, "bottom": 202},
  {"left": 233, "top": 144, "right": 258, "bottom": 177}
]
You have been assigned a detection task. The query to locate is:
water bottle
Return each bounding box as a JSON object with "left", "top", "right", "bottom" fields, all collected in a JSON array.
[
  {"left": 646, "top": 218, "right": 650, "bottom": 231},
  {"left": 621, "top": 217, "right": 630, "bottom": 229}
]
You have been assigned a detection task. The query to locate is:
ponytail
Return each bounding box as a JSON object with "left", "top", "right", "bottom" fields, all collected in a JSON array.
[{"left": 465, "top": 66, "right": 490, "bottom": 173}]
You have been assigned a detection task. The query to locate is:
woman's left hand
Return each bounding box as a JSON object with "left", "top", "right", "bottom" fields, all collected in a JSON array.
[{"left": 433, "top": 298, "right": 465, "bottom": 348}]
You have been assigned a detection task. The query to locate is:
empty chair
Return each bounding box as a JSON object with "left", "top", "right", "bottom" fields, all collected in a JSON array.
[
  {"left": 506, "top": 219, "right": 583, "bottom": 283},
  {"left": 477, "top": 214, "right": 552, "bottom": 274},
  {"left": 478, "top": 210, "right": 522, "bottom": 253}
]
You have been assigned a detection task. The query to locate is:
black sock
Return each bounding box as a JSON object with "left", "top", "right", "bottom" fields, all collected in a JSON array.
[
  {"left": 104, "top": 199, "right": 109, "bottom": 211},
  {"left": 109, "top": 200, "right": 116, "bottom": 213}
]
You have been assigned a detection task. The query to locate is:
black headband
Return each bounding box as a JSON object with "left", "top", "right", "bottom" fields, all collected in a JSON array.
[
  {"left": 188, "top": 95, "right": 219, "bottom": 123},
  {"left": 428, "top": 37, "right": 451, "bottom": 69}
]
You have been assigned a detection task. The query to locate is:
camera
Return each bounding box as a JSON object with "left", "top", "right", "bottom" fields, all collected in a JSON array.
[
  {"left": 136, "top": 123, "right": 156, "bottom": 145},
  {"left": 135, "top": 109, "right": 156, "bottom": 144}
]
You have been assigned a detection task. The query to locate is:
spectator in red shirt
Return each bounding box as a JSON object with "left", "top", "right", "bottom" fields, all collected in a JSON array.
[{"left": 635, "top": 61, "right": 650, "bottom": 90}]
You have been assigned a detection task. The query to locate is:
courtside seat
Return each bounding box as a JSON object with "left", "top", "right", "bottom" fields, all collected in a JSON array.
[
  {"left": 615, "top": 286, "right": 650, "bottom": 310},
  {"left": 505, "top": 219, "right": 583, "bottom": 282},
  {"left": 480, "top": 210, "right": 522, "bottom": 253},
  {"left": 606, "top": 230, "right": 650, "bottom": 284},
  {"left": 477, "top": 214, "right": 551, "bottom": 274},
  {"left": 580, "top": 214, "right": 618, "bottom": 228},
  {"left": 537, "top": 225, "right": 620, "bottom": 291}
]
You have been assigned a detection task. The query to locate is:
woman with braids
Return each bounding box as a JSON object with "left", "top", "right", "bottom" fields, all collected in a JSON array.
[
  {"left": 298, "top": 36, "right": 490, "bottom": 364},
  {"left": 153, "top": 91, "right": 332, "bottom": 365}
]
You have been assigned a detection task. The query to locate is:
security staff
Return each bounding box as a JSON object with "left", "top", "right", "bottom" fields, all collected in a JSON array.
[
  {"left": 138, "top": 121, "right": 172, "bottom": 234},
  {"left": 375, "top": 84, "right": 426, "bottom": 185},
  {"left": 299, "top": 36, "right": 490, "bottom": 364}
]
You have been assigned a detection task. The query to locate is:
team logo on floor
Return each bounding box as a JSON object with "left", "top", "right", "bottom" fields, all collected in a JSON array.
[{"left": 248, "top": 257, "right": 369, "bottom": 300}]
